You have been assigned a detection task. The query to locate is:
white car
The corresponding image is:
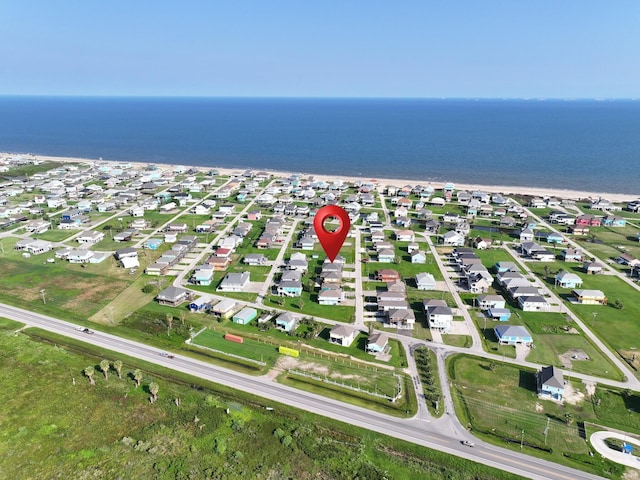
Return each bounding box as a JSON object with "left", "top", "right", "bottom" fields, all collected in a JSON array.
[{"left": 461, "top": 440, "right": 475, "bottom": 447}]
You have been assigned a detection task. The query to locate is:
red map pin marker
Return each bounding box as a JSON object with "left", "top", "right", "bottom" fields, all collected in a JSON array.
[{"left": 314, "top": 205, "right": 351, "bottom": 263}]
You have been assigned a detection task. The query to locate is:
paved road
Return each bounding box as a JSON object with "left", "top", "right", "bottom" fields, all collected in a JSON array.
[{"left": 0, "top": 302, "right": 606, "bottom": 480}]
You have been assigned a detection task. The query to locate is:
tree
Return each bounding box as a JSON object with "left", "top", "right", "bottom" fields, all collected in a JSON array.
[
  {"left": 99, "top": 360, "right": 110, "bottom": 380},
  {"left": 613, "top": 299, "right": 625, "bottom": 310},
  {"left": 544, "top": 265, "right": 551, "bottom": 278},
  {"left": 113, "top": 360, "right": 123, "bottom": 379},
  {"left": 488, "top": 362, "right": 497, "bottom": 372},
  {"left": 84, "top": 366, "right": 95, "bottom": 385},
  {"left": 179, "top": 311, "right": 186, "bottom": 325},
  {"left": 149, "top": 382, "right": 159, "bottom": 403},
  {"left": 297, "top": 299, "right": 305, "bottom": 310},
  {"left": 141, "top": 284, "right": 154, "bottom": 294},
  {"left": 564, "top": 413, "right": 574, "bottom": 426},
  {"left": 133, "top": 369, "right": 143, "bottom": 388},
  {"left": 166, "top": 313, "right": 173, "bottom": 335}
]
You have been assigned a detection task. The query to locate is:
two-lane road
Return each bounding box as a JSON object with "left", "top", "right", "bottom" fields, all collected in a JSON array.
[{"left": 0, "top": 302, "right": 605, "bottom": 480}]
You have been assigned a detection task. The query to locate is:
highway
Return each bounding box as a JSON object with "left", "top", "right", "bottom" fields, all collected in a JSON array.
[{"left": 0, "top": 302, "right": 606, "bottom": 480}]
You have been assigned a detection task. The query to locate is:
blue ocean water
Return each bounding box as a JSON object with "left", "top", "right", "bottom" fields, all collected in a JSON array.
[{"left": 0, "top": 96, "right": 638, "bottom": 194}]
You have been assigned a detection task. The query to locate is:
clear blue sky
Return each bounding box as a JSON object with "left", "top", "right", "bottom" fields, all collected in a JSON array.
[{"left": 2, "top": 1, "right": 639, "bottom": 98}]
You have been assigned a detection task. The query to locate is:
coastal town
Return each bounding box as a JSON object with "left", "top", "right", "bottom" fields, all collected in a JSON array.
[{"left": 2, "top": 153, "right": 640, "bottom": 478}]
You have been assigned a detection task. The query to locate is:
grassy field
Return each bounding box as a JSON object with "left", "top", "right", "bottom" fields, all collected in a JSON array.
[
  {"left": 448, "top": 354, "right": 630, "bottom": 479},
  {"left": 191, "top": 328, "right": 281, "bottom": 365},
  {"left": 0, "top": 324, "right": 527, "bottom": 480},
  {"left": 526, "top": 261, "right": 640, "bottom": 377},
  {"left": 441, "top": 334, "right": 472, "bottom": 348},
  {"left": 0, "top": 237, "right": 130, "bottom": 321}
]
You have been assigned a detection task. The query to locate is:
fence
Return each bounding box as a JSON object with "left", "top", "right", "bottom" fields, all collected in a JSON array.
[{"left": 288, "top": 369, "right": 403, "bottom": 402}]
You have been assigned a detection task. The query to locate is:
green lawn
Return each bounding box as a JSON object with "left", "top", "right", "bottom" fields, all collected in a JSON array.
[
  {"left": 448, "top": 354, "right": 627, "bottom": 478},
  {"left": 527, "top": 261, "right": 640, "bottom": 376},
  {"left": 441, "top": 334, "right": 472, "bottom": 348}
]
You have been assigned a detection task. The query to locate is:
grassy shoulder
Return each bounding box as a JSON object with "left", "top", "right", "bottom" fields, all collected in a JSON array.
[
  {"left": 0, "top": 327, "right": 524, "bottom": 480},
  {"left": 447, "top": 353, "right": 634, "bottom": 479}
]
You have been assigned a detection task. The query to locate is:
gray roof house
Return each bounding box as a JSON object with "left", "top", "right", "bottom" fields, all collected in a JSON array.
[
  {"left": 156, "top": 286, "right": 192, "bottom": 307},
  {"left": 217, "top": 272, "right": 250, "bottom": 292}
]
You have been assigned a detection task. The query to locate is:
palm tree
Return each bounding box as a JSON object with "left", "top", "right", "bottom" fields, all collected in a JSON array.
[
  {"left": 166, "top": 313, "right": 173, "bottom": 335},
  {"left": 564, "top": 413, "right": 574, "bottom": 426},
  {"left": 84, "top": 366, "right": 95, "bottom": 385},
  {"left": 113, "top": 360, "right": 123, "bottom": 379},
  {"left": 179, "top": 311, "right": 186, "bottom": 325},
  {"left": 149, "top": 382, "right": 159, "bottom": 403},
  {"left": 99, "top": 360, "right": 110, "bottom": 380},
  {"left": 133, "top": 369, "right": 143, "bottom": 388}
]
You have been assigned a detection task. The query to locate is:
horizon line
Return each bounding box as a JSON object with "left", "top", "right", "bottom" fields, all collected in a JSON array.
[{"left": 0, "top": 94, "right": 638, "bottom": 101}]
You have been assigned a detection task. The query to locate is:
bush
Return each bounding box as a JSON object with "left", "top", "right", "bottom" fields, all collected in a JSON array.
[{"left": 142, "top": 285, "right": 154, "bottom": 294}]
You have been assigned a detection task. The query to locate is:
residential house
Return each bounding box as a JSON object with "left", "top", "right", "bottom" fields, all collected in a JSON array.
[
  {"left": 415, "top": 272, "right": 436, "bottom": 290},
  {"left": 377, "top": 248, "right": 395, "bottom": 263},
  {"left": 494, "top": 261, "right": 519, "bottom": 273},
  {"left": 366, "top": 333, "right": 389, "bottom": 354},
  {"left": 555, "top": 272, "right": 583, "bottom": 288},
  {"left": 519, "top": 228, "right": 534, "bottom": 243},
  {"left": 277, "top": 280, "right": 303, "bottom": 297},
  {"left": 376, "top": 269, "right": 400, "bottom": 282},
  {"left": 318, "top": 286, "right": 344, "bottom": 306},
  {"left": 191, "top": 265, "right": 215, "bottom": 286},
  {"left": 537, "top": 366, "right": 565, "bottom": 401},
  {"left": 424, "top": 299, "right": 453, "bottom": 333},
  {"left": 410, "top": 251, "right": 427, "bottom": 264},
  {"left": 386, "top": 308, "right": 416, "bottom": 329},
  {"left": 244, "top": 253, "right": 268, "bottom": 266},
  {"left": 275, "top": 312, "right": 299, "bottom": 333},
  {"left": 617, "top": 253, "right": 639, "bottom": 268},
  {"left": 329, "top": 325, "right": 359, "bottom": 347},
  {"left": 156, "top": 286, "right": 191, "bottom": 307},
  {"left": 583, "top": 261, "right": 604, "bottom": 275},
  {"left": 217, "top": 272, "right": 250, "bottom": 292},
  {"left": 442, "top": 230, "right": 465, "bottom": 246},
  {"left": 487, "top": 308, "right": 511, "bottom": 321},
  {"left": 476, "top": 295, "right": 506, "bottom": 310},
  {"left": 77, "top": 230, "right": 104, "bottom": 245},
  {"left": 494, "top": 325, "right": 533, "bottom": 346},
  {"left": 395, "top": 230, "right": 415, "bottom": 242},
  {"left": 572, "top": 289, "right": 607, "bottom": 305},
  {"left": 561, "top": 248, "right": 583, "bottom": 262},
  {"left": 210, "top": 299, "right": 237, "bottom": 318},
  {"left": 518, "top": 295, "right": 550, "bottom": 312}
]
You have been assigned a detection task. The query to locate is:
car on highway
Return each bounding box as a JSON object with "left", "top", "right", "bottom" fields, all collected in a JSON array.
[
  {"left": 461, "top": 440, "right": 475, "bottom": 447},
  {"left": 82, "top": 328, "right": 94, "bottom": 334},
  {"left": 159, "top": 352, "right": 175, "bottom": 359}
]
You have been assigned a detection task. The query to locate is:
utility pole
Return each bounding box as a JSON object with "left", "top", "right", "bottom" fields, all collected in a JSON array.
[
  {"left": 592, "top": 311, "right": 598, "bottom": 327},
  {"left": 520, "top": 429, "right": 525, "bottom": 450}
]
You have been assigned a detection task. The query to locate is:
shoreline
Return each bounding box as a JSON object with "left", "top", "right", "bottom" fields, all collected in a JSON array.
[{"left": 3, "top": 151, "right": 637, "bottom": 203}]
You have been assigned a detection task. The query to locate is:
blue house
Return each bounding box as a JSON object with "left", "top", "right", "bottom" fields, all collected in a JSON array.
[
  {"left": 602, "top": 215, "right": 626, "bottom": 227},
  {"left": 188, "top": 297, "right": 211, "bottom": 313},
  {"left": 546, "top": 232, "right": 564, "bottom": 244},
  {"left": 555, "top": 271, "right": 583, "bottom": 288},
  {"left": 537, "top": 366, "right": 564, "bottom": 400},
  {"left": 487, "top": 308, "right": 511, "bottom": 322},
  {"left": 191, "top": 265, "right": 214, "bottom": 286},
  {"left": 494, "top": 261, "right": 519, "bottom": 273},
  {"left": 144, "top": 238, "right": 163, "bottom": 250},
  {"left": 275, "top": 312, "right": 299, "bottom": 333},
  {"left": 366, "top": 332, "right": 389, "bottom": 354},
  {"left": 494, "top": 325, "right": 533, "bottom": 346}
]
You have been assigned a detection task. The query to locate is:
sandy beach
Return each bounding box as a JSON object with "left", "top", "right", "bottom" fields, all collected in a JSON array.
[{"left": 3, "top": 152, "right": 637, "bottom": 203}]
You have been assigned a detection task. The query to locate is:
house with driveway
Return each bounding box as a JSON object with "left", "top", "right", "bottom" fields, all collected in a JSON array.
[
  {"left": 537, "top": 366, "right": 565, "bottom": 401},
  {"left": 329, "top": 325, "right": 359, "bottom": 348},
  {"left": 555, "top": 271, "right": 583, "bottom": 289},
  {"left": 217, "top": 272, "right": 250, "bottom": 292},
  {"left": 494, "top": 325, "right": 533, "bottom": 346}
]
